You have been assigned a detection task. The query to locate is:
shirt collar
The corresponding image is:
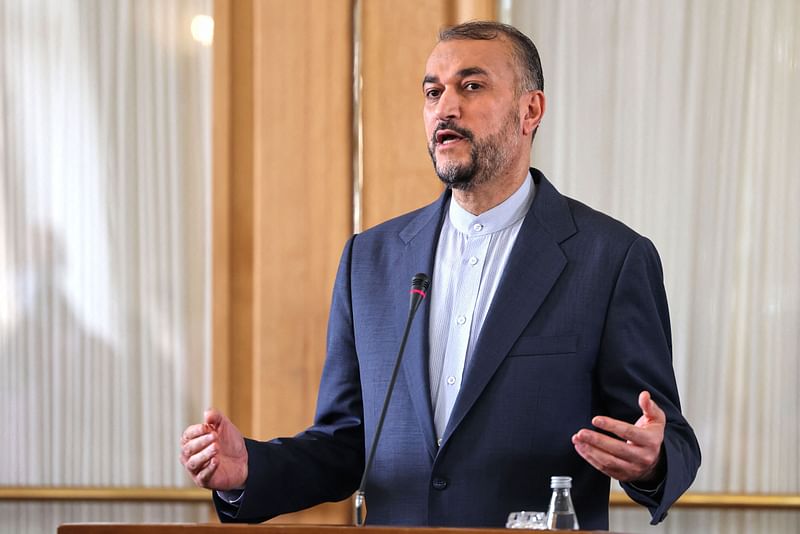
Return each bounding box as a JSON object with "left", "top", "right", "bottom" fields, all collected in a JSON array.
[{"left": 447, "top": 171, "right": 535, "bottom": 236}]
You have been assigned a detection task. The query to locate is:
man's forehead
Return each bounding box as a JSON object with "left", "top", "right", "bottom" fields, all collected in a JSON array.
[{"left": 424, "top": 38, "right": 514, "bottom": 81}]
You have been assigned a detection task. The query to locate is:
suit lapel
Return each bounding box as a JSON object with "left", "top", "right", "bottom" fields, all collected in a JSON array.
[
  {"left": 396, "top": 192, "right": 449, "bottom": 460},
  {"left": 442, "top": 171, "right": 576, "bottom": 444}
]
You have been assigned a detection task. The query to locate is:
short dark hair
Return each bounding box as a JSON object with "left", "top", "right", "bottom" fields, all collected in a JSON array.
[{"left": 438, "top": 21, "right": 544, "bottom": 94}]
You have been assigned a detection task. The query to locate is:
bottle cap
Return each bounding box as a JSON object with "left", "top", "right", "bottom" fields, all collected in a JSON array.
[{"left": 550, "top": 476, "right": 572, "bottom": 489}]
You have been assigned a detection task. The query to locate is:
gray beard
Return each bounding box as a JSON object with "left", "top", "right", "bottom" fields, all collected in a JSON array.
[{"left": 428, "top": 111, "right": 519, "bottom": 191}]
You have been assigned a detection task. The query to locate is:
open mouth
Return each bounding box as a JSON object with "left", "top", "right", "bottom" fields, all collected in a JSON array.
[{"left": 435, "top": 129, "right": 467, "bottom": 146}]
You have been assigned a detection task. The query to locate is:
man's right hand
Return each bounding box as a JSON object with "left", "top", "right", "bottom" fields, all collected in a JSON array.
[{"left": 180, "top": 409, "right": 248, "bottom": 490}]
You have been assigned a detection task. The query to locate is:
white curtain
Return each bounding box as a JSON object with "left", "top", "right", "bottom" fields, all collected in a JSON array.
[
  {"left": 0, "top": 0, "right": 212, "bottom": 532},
  {"left": 504, "top": 0, "right": 799, "bottom": 532}
]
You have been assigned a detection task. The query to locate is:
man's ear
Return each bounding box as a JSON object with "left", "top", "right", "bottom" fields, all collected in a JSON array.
[{"left": 521, "top": 90, "right": 545, "bottom": 136}]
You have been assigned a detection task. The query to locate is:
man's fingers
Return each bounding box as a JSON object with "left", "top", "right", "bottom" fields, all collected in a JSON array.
[
  {"left": 575, "top": 411, "right": 664, "bottom": 481},
  {"left": 574, "top": 429, "right": 629, "bottom": 459},
  {"left": 195, "top": 457, "right": 218, "bottom": 487},
  {"left": 639, "top": 391, "right": 666, "bottom": 422},
  {"left": 573, "top": 439, "right": 640, "bottom": 482},
  {"left": 181, "top": 432, "right": 216, "bottom": 460},
  {"left": 181, "top": 423, "right": 210, "bottom": 444},
  {"left": 575, "top": 392, "right": 667, "bottom": 482},
  {"left": 573, "top": 429, "right": 645, "bottom": 465},
  {"left": 186, "top": 443, "right": 218, "bottom": 473},
  {"left": 592, "top": 415, "right": 650, "bottom": 445},
  {"left": 204, "top": 408, "right": 223, "bottom": 428},
  {"left": 638, "top": 390, "right": 651, "bottom": 413}
]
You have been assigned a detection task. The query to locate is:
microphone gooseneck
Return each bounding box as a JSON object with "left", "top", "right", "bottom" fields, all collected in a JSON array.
[{"left": 354, "top": 273, "right": 430, "bottom": 527}]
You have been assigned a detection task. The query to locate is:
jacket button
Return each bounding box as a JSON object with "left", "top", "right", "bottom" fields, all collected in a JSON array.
[{"left": 432, "top": 477, "right": 448, "bottom": 490}]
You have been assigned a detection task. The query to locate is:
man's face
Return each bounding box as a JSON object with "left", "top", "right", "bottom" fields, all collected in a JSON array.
[{"left": 423, "top": 38, "right": 526, "bottom": 190}]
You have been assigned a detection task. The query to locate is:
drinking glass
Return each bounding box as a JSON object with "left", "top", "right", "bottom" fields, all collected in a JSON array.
[{"left": 506, "top": 510, "right": 547, "bottom": 529}]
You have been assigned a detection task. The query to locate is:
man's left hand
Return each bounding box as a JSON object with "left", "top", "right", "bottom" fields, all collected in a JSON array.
[{"left": 572, "top": 390, "right": 665, "bottom": 483}]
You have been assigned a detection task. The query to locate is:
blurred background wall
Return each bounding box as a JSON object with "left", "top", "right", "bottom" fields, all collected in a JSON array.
[
  {"left": 1, "top": 1, "right": 797, "bottom": 533},
  {"left": 1, "top": 0, "right": 213, "bottom": 531}
]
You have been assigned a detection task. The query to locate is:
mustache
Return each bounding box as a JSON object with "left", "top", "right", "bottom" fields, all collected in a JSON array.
[{"left": 431, "top": 121, "right": 474, "bottom": 145}]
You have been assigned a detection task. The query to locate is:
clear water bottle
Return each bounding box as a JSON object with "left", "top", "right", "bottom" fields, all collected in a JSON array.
[{"left": 546, "top": 476, "right": 580, "bottom": 530}]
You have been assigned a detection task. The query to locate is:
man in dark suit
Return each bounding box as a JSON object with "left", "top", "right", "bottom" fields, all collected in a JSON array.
[{"left": 180, "top": 21, "right": 700, "bottom": 529}]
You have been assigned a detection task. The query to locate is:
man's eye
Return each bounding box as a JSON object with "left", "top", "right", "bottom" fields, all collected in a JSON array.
[
  {"left": 465, "top": 82, "right": 482, "bottom": 91},
  {"left": 425, "top": 89, "right": 441, "bottom": 99}
]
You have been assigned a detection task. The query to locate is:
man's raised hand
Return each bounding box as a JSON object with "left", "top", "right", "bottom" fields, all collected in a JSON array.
[
  {"left": 179, "top": 409, "right": 248, "bottom": 490},
  {"left": 571, "top": 391, "right": 666, "bottom": 483}
]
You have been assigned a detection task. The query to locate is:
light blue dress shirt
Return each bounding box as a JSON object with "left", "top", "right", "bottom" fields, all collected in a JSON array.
[{"left": 428, "top": 172, "right": 535, "bottom": 444}]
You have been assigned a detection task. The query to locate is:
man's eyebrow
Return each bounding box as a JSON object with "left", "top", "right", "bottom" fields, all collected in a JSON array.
[
  {"left": 456, "top": 66, "right": 489, "bottom": 78},
  {"left": 422, "top": 67, "right": 490, "bottom": 87},
  {"left": 422, "top": 74, "right": 439, "bottom": 87}
]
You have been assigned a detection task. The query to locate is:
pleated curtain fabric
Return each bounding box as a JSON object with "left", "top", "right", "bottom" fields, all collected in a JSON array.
[
  {"left": 504, "top": 0, "right": 800, "bottom": 532},
  {"left": 0, "top": 1, "right": 212, "bottom": 532}
]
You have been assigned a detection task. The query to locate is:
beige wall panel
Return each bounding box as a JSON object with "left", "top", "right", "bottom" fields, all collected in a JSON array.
[
  {"left": 360, "top": 0, "right": 496, "bottom": 230},
  {"left": 360, "top": 1, "right": 449, "bottom": 229},
  {"left": 212, "top": 0, "right": 232, "bottom": 419},
  {"left": 213, "top": 0, "right": 353, "bottom": 525},
  {"left": 250, "top": 0, "right": 353, "bottom": 440},
  {"left": 227, "top": 1, "right": 257, "bottom": 435},
  {"left": 453, "top": 0, "right": 497, "bottom": 23},
  {"left": 251, "top": 0, "right": 354, "bottom": 525},
  {"left": 213, "top": 0, "right": 256, "bottom": 435}
]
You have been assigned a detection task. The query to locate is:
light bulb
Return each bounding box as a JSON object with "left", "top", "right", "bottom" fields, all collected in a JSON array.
[{"left": 191, "top": 15, "right": 214, "bottom": 46}]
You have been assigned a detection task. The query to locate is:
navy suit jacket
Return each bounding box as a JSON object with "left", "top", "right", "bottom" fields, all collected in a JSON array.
[{"left": 215, "top": 169, "right": 700, "bottom": 529}]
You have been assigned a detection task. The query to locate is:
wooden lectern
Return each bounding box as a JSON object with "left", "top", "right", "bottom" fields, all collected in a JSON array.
[{"left": 58, "top": 524, "right": 615, "bottom": 533}]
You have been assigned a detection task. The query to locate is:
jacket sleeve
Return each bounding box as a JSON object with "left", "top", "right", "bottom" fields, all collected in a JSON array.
[
  {"left": 215, "top": 236, "right": 365, "bottom": 523},
  {"left": 596, "top": 236, "right": 701, "bottom": 524}
]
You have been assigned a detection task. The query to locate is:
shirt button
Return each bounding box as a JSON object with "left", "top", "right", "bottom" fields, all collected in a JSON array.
[
  {"left": 437, "top": 438, "right": 443, "bottom": 447},
  {"left": 456, "top": 315, "right": 466, "bottom": 325},
  {"left": 473, "top": 223, "right": 483, "bottom": 232},
  {"left": 432, "top": 477, "right": 448, "bottom": 491},
  {"left": 446, "top": 375, "right": 456, "bottom": 385},
  {"left": 468, "top": 256, "right": 478, "bottom": 266}
]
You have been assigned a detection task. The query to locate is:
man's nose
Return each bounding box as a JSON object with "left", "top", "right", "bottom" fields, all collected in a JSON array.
[{"left": 434, "top": 89, "right": 461, "bottom": 120}]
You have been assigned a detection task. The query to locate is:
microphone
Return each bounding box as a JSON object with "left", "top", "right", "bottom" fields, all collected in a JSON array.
[{"left": 354, "top": 273, "right": 431, "bottom": 527}]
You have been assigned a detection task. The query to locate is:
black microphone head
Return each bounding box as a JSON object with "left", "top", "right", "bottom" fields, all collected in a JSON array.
[
  {"left": 411, "top": 273, "right": 431, "bottom": 294},
  {"left": 409, "top": 273, "right": 430, "bottom": 312}
]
